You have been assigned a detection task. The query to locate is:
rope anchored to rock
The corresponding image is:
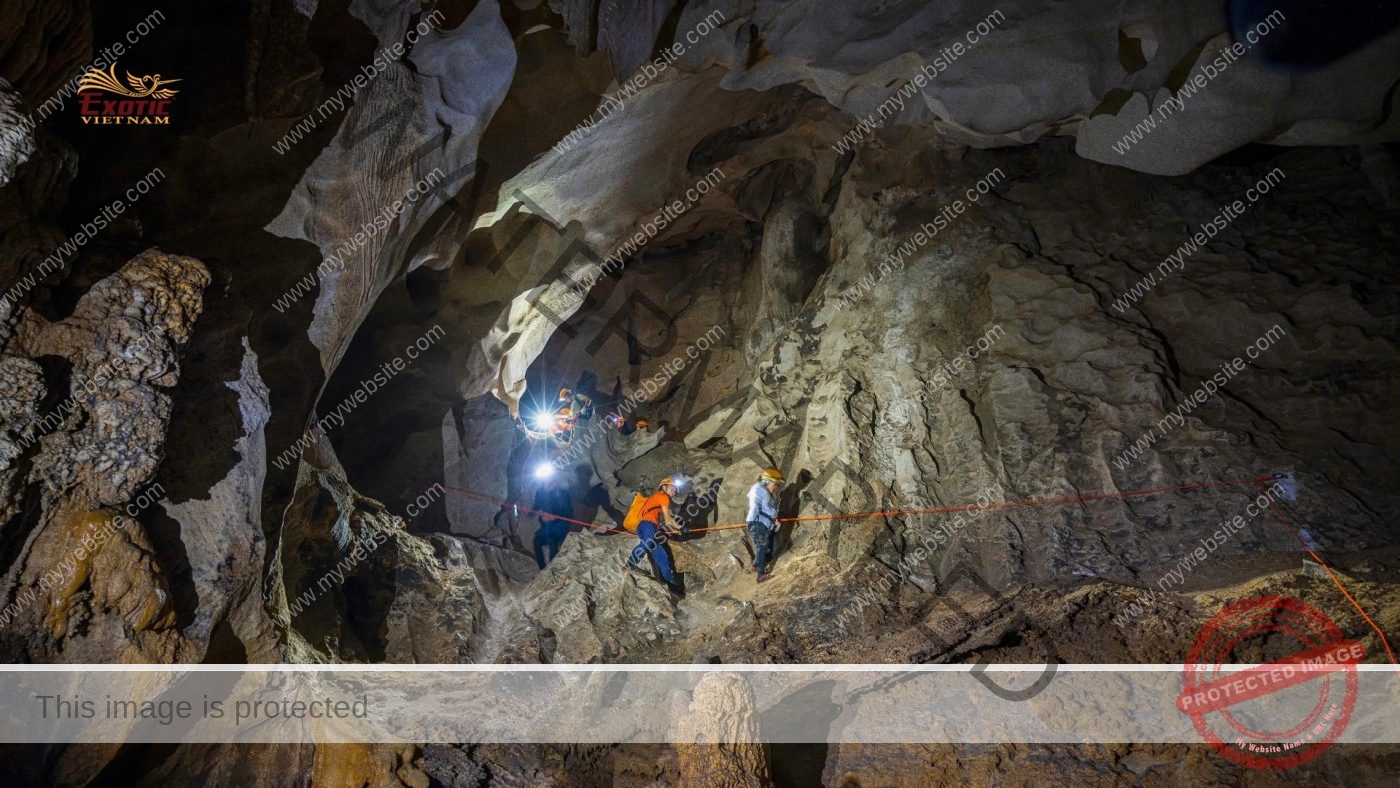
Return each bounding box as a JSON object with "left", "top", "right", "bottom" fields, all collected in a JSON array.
[{"left": 431, "top": 473, "right": 1397, "bottom": 667}]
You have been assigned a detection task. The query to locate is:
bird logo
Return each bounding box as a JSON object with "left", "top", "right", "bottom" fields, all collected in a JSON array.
[{"left": 78, "top": 64, "right": 181, "bottom": 99}]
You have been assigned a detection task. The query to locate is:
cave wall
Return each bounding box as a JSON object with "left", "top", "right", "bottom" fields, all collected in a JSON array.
[{"left": 0, "top": 0, "right": 1397, "bottom": 784}]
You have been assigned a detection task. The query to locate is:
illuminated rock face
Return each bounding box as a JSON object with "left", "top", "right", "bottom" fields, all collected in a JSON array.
[
  {"left": 674, "top": 672, "right": 771, "bottom": 787},
  {"left": 1, "top": 0, "right": 1399, "bottom": 784},
  {"left": 1, "top": 250, "right": 208, "bottom": 666}
]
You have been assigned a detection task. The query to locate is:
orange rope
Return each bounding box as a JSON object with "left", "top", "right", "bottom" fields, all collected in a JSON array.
[
  {"left": 440, "top": 485, "right": 623, "bottom": 533},
  {"left": 1265, "top": 501, "right": 1399, "bottom": 668},
  {"left": 440, "top": 475, "right": 1273, "bottom": 534},
  {"left": 686, "top": 474, "right": 1274, "bottom": 532},
  {"left": 435, "top": 474, "right": 1398, "bottom": 668}
]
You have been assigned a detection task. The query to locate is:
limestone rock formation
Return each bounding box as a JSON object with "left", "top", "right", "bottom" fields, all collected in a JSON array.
[
  {"left": 522, "top": 528, "right": 680, "bottom": 662},
  {"left": 2, "top": 0, "right": 1399, "bottom": 784},
  {"left": 159, "top": 340, "right": 280, "bottom": 661},
  {"left": 266, "top": 0, "right": 517, "bottom": 373},
  {"left": 0, "top": 80, "right": 34, "bottom": 187},
  {"left": 673, "top": 672, "right": 772, "bottom": 787},
  {"left": 0, "top": 0, "right": 92, "bottom": 110},
  {"left": 675, "top": 0, "right": 1400, "bottom": 175},
  {"left": 1, "top": 250, "right": 209, "bottom": 663},
  {"left": 13, "top": 250, "right": 209, "bottom": 506}
]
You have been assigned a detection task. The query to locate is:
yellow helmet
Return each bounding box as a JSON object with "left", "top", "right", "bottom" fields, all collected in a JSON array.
[
  {"left": 760, "top": 467, "right": 784, "bottom": 485},
  {"left": 559, "top": 407, "right": 571, "bottom": 417},
  {"left": 559, "top": 387, "right": 572, "bottom": 399},
  {"left": 658, "top": 477, "right": 675, "bottom": 489}
]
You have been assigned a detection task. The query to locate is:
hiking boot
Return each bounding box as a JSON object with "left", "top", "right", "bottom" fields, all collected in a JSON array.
[
  {"left": 756, "top": 573, "right": 774, "bottom": 584},
  {"left": 666, "top": 581, "right": 686, "bottom": 599}
]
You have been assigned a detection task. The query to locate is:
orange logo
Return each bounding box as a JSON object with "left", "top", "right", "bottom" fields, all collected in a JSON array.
[{"left": 77, "top": 64, "right": 179, "bottom": 125}]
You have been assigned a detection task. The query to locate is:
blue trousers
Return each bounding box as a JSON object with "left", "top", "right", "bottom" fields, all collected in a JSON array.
[
  {"left": 749, "top": 521, "right": 778, "bottom": 575},
  {"left": 534, "top": 519, "right": 569, "bottom": 569},
  {"left": 629, "top": 520, "right": 674, "bottom": 583}
]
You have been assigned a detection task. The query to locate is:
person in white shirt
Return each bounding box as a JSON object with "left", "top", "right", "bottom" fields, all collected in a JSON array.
[{"left": 746, "top": 468, "right": 784, "bottom": 583}]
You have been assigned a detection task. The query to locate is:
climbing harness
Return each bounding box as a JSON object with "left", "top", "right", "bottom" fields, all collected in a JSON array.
[{"left": 428, "top": 472, "right": 1397, "bottom": 668}]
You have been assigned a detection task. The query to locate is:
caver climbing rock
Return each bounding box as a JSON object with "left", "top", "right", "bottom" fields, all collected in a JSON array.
[
  {"left": 624, "top": 476, "right": 688, "bottom": 598},
  {"left": 747, "top": 468, "right": 784, "bottom": 583}
]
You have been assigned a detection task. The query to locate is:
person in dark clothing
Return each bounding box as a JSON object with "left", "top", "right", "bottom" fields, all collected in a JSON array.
[{"left": 533, "top": 474, "right": 573, "bottom": 569}]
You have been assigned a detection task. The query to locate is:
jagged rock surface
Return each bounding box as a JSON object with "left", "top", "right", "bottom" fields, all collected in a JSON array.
[
  {"left": 1, "top": 1, "right": 1398, "bottom": 784},
  {"left": 673, "top": 672, "right": 772, "bottom": 787},
  {"left": 674, "top": 0, "right": 1400, "bottom": 174},
  {"left": 266, "top": 0, "right": 516, "bottom": 373},
  {"left": 0, "top": 79, "right": 35, "bottom": 187},
  {"left": 1, "top": 250, "right": 210, "bottom": 664}
]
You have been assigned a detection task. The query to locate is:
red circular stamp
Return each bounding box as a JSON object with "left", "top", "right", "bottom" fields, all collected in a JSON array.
[{"left": 1177, "top": 596, "right": 1363, "bottom": 769}]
